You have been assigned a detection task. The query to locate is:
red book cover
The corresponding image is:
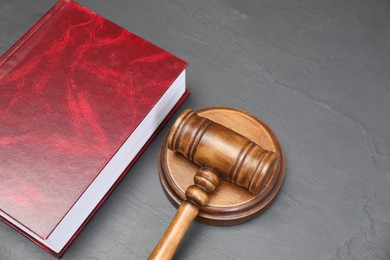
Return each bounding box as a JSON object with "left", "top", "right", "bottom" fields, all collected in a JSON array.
[{"left": 0, "top": 0, "right": 188, "bottom": 256}]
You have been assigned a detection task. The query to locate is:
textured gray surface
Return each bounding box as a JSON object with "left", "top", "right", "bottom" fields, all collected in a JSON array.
[{"left": 1, "top": 0, "right": 390, "bottom": 259}]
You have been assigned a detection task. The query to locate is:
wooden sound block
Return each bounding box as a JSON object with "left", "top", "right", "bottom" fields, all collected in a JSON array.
[{"left": 158, "top": 107, "right": 285, "bottom": 226}]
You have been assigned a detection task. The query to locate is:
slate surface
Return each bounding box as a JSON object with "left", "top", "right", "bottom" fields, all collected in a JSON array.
[{"left": 0, "top": 0, "right": 389, "bottom": 259}]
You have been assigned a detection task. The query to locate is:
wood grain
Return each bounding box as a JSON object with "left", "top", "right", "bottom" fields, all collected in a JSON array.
[
  {"left": 149, "top": 168, "right": 219, "bottom": 259},
  {"left": 152, "top": 107, "right": 285, "bottom": 258},
  {"left": 159, "top": 107, "right": 285, "bottom": 226}
]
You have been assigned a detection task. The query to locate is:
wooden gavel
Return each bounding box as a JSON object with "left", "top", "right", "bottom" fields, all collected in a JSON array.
[{"left": 149, "top": 109, "right": 278, "bottom": 259}]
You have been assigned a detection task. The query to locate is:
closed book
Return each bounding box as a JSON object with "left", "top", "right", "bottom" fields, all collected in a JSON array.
[{"left": 0, "top": 0, "right": 188, "bottom": 257}]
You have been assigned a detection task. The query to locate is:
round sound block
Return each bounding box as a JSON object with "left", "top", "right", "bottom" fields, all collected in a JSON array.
[{"left": 158, "top": 107, "right": 285, "bottom": 226}]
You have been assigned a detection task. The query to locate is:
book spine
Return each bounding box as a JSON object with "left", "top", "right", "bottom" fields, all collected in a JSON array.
[{"left": 0, "top": 0, "right": 70, "bottom": 68}]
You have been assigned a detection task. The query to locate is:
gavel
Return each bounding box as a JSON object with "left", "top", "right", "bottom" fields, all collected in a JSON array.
[{"left": 149, "top": 109, "right": 278, "bottom": 259}]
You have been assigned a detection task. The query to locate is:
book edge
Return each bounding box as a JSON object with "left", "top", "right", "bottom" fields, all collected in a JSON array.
[
  {"left": 70, "top": 0, "right": 189, "bottom": 68},
  {"left": 0, "top": 0, "right": 189, "bottom": 240},
  {"left": 58, "top": 90, "right": 190, "bottom": 257},
  {"left": 0, "top": 90, "right": 190, "bottom": 258},
  {"left": 0, "top": 0, "right": 190, "bottom": 254},
  {"left": 0, "top": 0, "right": 70, "bottom": 67}
]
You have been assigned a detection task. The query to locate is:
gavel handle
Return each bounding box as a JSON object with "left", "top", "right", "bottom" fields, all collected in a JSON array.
[
  {"left": 149, "top": 168, "right": 219, "bottom": 260},
  {"left": 149, "top": 201, "right": 199, "bottom": 259}
]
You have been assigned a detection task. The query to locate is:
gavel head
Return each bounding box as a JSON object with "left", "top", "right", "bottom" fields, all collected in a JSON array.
[{"left": 167, "top": 109, "right": 278, "bottom": 195}]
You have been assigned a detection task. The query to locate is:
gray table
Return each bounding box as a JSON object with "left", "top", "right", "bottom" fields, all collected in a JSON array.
[{"left": 1, "top": 0, "right": 389, "bottom": 259}]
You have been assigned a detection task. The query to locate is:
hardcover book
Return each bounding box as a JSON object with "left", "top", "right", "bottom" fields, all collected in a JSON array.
[{"left": 0, "top": 0, "right": 188, "bottom": 257}]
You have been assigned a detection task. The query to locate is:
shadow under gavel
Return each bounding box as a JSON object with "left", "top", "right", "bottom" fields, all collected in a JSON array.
[{"left": 149, "top": 109, "right": 278, "bottom": 259}]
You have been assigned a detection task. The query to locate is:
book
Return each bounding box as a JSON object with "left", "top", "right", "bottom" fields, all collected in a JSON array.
[{"left": 0, "top": 0, "right": 188, "bottom": 257}]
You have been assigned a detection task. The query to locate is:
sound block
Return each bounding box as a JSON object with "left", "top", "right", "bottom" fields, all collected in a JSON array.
[{"left": 158, "top": 107, "right": 285, "bottom": 226}]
